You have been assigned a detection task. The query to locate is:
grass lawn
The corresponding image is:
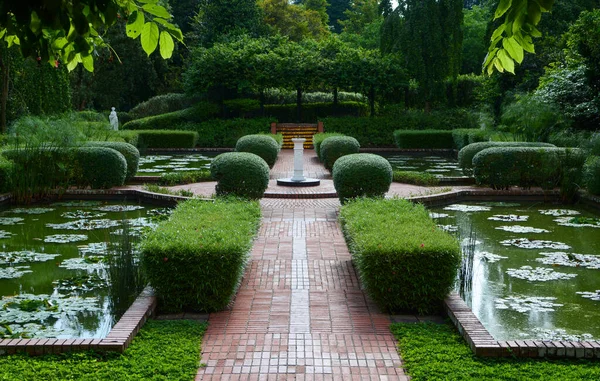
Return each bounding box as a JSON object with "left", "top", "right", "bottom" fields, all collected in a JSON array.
[
  {"left": 0, "top": 320, "right": 207, "bottom": 381},
  {"left": 392, "top": 322, "right": 600, "bottom": 381}
]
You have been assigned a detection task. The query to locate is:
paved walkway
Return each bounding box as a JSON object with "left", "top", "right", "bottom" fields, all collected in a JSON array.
[{"left": 195, "top": 150, "right": 409, "bottom": 380}]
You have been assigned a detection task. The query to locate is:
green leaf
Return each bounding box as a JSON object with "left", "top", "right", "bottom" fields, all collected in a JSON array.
[
  {"left": 503, "top": 36, "right": 524, "bottom": 63},
  {"left": 126, "top": 11, "right": 144, "bottom": 39},
  {"left": 142, "top": 4, "right": 171, "bottom": 19},
  {"left": 159, "top": 31, "right": 174, "bottom": 59},
  {"left": 513, "top": 32, "right": 535, "bottom": 53},
  {"left": 497, "top": 49, "right": 515, "bottom": 74},
  {"left": 154, "top": 18, "right": 184, "bottom": 42},
  {"left": 0, "top": 29, "right": 6, "bottom": 39},
  {"left": 494, "top": 0, "right": 513, "bottom": 20},
  {"left": 535, "top": 0, "right": 555, "bottom": 12},
  {"left": 66, "top": 54, "right": 80, "bottom": 71},
  {"left": 30, "top": 11, "right": 42, "bottom": 34},
  {"left": 527, "top": 1, "right": 542, "bottom": 25},
  {"left": 490, "top": 24, "right": 506, "bottom": 42},
  {"left": 493, "top": 57, "right": 504, "bottom": 73},
  {"left": 81, "top": 54, "right": 94, "bottom": 72},
  {"left": 141, "top": 22, "right": 159, "bottom": 56}
]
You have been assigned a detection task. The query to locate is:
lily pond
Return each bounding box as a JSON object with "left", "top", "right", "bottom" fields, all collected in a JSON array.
[
  {"left": 137, "top": 153, "right": 217, "bottom": 175},
  {"left": 430, "top": 202, "right": 600, "bottom": 341},
  {"left": 379, "top": 153, "right": 464, "bottom": 178},
  {"left": 0, "top": 201, "right": 170, "bottom": 339}
]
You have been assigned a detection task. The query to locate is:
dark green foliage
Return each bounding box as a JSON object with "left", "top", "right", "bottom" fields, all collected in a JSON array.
[
  {"left": 461, "top": 5, "right": 491, "bottom": 74},
  {"left": 0, "top": 320, "right": 207, "bottom": 380},
  {"left": 340, "top": 198, "right": 460, "bottom": 314},
  {"left": 458, "top": 142, "right": 556, "bottom": 176},
  {"left": 223, "top": 98, "right": 261, "bottom": 118},
  {"left": 585, "top": 156, "right": 600, "bottom": 195},
  {"left": 75, "top": 147, "right": 127, "bottom": 189},
  {"left": 158, "top": 170, "right": 213, "bottom": 186},
  {"left": 392, "top": 322, "right": 600, "bottom": 380},
  {"left": 320, "top": 136, "right": 360, "bottom": 170},
  {"left": 135, "top": 131, "right": 199, "bottom": 149},
  {"left": 393, "top": 171, "right": 440, "bottom": 186},
  {"left": 446, "top": 74, "right": 486, "bottom": 108},
  {"left": 333, "top": 154, "right": 392, "bottom": 203},
  {"left": 190, "top": 119, "right": 274, "bottom": 148},
  {"left": 452, "top": 129, "right": 490, "bottom": 150},
  {"left": 210, "top": 153, "right": 270, "bottom": 199},
  {"left": 142, "top": 199, "right": 261, "bottom": 312},
  {"left": 121, "top": 104, "right": 220, "bottom": 131},
  {"left": 264, "top": 102, "right": 368, "bottom": 121},
  {"left": 0, "top": 156, "right": 13, "bottom": 193},
  {"left": 394, "top": 130, "right": 454, "bottom": 149},
  {"left": 313, "top": 132, "right": 345, "bottom": 161},
  {"left": 499, "top": 94, "right": 567, "bottom": 142},
  {"left": 75, "top": 111, "right": 107, "bottom": 123},
  {"left": 235, "top": 135, "right": 280, "bottom": 168},
  {"left": 129, "top": 93, "right": 195, "bottom": 120},
  {"left": 472, "top": 147, "right": 584, "bottom": 192},
  {"left": 85, "top": 142, "right": 140, "bottom": 181},
  {"left": 327, "top": 0, "right": 351, "bottom": 33},
  {"left": 258, "top": 133, "right": 283, "bottom": 151}
]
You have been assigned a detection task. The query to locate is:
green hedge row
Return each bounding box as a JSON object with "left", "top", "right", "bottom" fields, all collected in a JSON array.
[
  {"left": 458, "top": 142, "right": 556, "bottom": 176},
  {"left": 320, "top": 136, "right": 360, "bottom": 170},
  {"left": 211, "top": 152, "right": 270, "bottom": 199},
  {"left": 585, "top": 156, "right": 600, "bottom": 195},
  {"left": 263, "top": 101, "right": 368, "bottom": 121},
  {"left": 137, "top": 130, "right": 199, "bottom": 149},
  {"left": 235, "top": 135, "right": 280, "bottom": 168},
  {"left": 313, "top": 132, "right": 345, "bottom": 161},
  {"left": 332, "top": 154, "right": 392, "bottom": 203},
  {"left": 142, "top": 198, "right": 261, "bottom": 312},
  {"left": 451, "top": 129, "right": 490, "bottom": 150},
  {"left": 394, "top": 130, "right": 454, "bottom": 149},
  {"left": 340, "top": 198, "right": 460, "bottom": 314},
  {"left": 392, "top": 170, "right": 440, "bottom": 186},
  {"left": 121, "top": 103, "right": 219, "bottom": 130}
]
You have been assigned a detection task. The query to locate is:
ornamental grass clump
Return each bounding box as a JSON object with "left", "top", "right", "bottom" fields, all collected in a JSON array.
[
  {"left": 320, "top": 136, "right": 360, "bottom": 170},
  {"left": 584, "top": 156, "right": 600, "bottom": 195},
  {"left": 235, "top": 134, "right": 280, "bottom": 168},
  {"left": 210, "top": 152, "right": 270, "bottom": 199},
  {"left": 332, "top": 154, "right": 392, "bottom": 203},
  {"left": 340, "top": 198, "right": 460, "bottom": 314},
  {"left": 141, "top": 198, "right": 261, "bottom": 312}
]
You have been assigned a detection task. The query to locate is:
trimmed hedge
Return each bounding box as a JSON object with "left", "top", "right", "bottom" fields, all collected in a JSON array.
[
  {"left": 0, "top": 156, "right": 13, "bottom": 193},
  {"left": 210, "top": 152, "right": 270, "bottom": 199},
  {"left": 188, "top": 118, "right": 274, "bottom": 148},
  {"left": 585, "top": 156, "right": 600, "bottom": 195},
  {"left": 258, "top": 133, "right": 283, "bottom": 151},
  {"left": 393, "top": 170, "right": 440, "bottom": 186},
  {"left": 472, "top": 147, "right": 585, "bottom": 190},
  {"left": 235, "top": 135, "right": 280, "bottom": 168},
  {"left": 135, "top": 130, "right": 199, "bottom": 149},
  {"left": 129, "top": 93, "right": 196, "bottom": 119},
  {"left": 75, "top": 147, "right": 127, "bottom": 188},
  {"left": 451, "top": 129, "right": 490, "bottom": 150},
  {"left": 122, "top": 103, "right": 219, "bottom": 130},
  {"left": 332, "top": 154, "right": 392, "bottom": 203},
  {"left": 158, "top": 170, "right": 212, "bottom": 186},
  {"left": 85, "top": 141, "right": 140, "bottom": 181},
  {"left": 313, "top": 132, "right": 345, "bottom": 161},
  {"left": 394, "top": 130, "right": 454, "bottom": 149},
  {"left": 263, "top": 101, "right": 368, "bottom": 121},
  {"left": 340, "top": 198, "right": 460, "bottom": 314},
  {"left": 458, "top": 141, "right": 556, "bottom": 176},
  {"left": 320, "top": 136, "right": 360, "bottom": 170},
  {"left": 141, "top": 198, "right": 261, "bottom": 312}
]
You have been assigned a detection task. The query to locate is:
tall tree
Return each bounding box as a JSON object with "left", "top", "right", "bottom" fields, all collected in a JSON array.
[
  {"left": 327, "top": 0, "right": 352, "bottom": 33},
  {"left": 259, "top": 0, "right": 330, "bottom": 41}
]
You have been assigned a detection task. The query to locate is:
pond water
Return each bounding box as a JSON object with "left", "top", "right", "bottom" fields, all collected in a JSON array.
[
  {"left": 137, "top": 153, "right": 217, "bottom": 175},
  {"left": 430, "top": 202, "right": 600, "bottom": 341},
  {"left": 0, "top": 201, "right": 170, "bottom": 339},
  {"left": 378, "top": 153, "right": 464, "bottom": 177}
]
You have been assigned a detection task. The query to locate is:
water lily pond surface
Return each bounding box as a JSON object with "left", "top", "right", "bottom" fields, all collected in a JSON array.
[
  {"left": 136, "top": 153, "right": 217, "bottom": 175},
  {"left": 430, "top": 202, "right": 600, "bottom": 341},
  {"left": 0, "top": 201, "right": 167, "bottom": 339},
  {"left": 377, "top": 153, "right": 464, "bottom": 177}
]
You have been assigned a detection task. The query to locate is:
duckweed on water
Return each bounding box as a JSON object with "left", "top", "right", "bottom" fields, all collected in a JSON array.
[
  {"left": 536, "top": 252, "right": 600, "bottom": 269},
  {"left": 61, "top": 211, "right": 107, "bottom": 219},
  {"left": 495, "top": 295, "right": 563, "bottom": 313},
  {"left": 499, "top": 238, "right": 571, "bottom": 250},
  {"left": 506, "top": 266, "right": 578, "bottom": 281},
  {"left": 0, "top": 266, "right": 32, "bottom": 279},
  {"left": 44, "top": 234, "right": 88, "bottom": 243},
  {"left": 95, "top": 205, "right": 145, "bottom": 212},
  {"left": 577, "top": 290, "right": 600, "bottom": 301},
  {"left": 494, "top": 225, "right": 550, "bottom": 233},
  {"left": 539, "top": 209, "right": 580, "bottom": 216},
  {"left": 443, "top": 204, "right": 491, "bottom": 212}
]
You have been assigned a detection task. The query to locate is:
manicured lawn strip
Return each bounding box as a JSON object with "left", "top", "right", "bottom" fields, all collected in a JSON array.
[
  {"left": 0, "top": 320, "right": 207, "bottom": 381},
  {"left": 392, "top": 322, "right": 600, "bottom": 381}
]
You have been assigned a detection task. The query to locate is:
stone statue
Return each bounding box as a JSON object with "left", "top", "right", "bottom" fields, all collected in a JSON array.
[{"left": 109, "top": 107, "right": 119, "bottom": 131}]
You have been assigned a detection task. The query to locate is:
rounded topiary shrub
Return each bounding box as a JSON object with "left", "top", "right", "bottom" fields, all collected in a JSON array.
[
  {"left": 333, "top": 154, "right": 392, "bottom": 203},
  {"left": 585, "top": 156, "right": 600, "bottom": 195},
  {"left": 210, "top": 152, "right": 270, "bottom": 199},
  {"left": 235, "top": 134, "right": 280, "bottom": 168},
  {"left": 85, "top": 141, "right": 140, "bottom": 181},
  {"left": 75, "top": 147, "right": 127, "bottom": 189},
  {"left": 320, "top": 136, "right": 360, "bottom": 170}
]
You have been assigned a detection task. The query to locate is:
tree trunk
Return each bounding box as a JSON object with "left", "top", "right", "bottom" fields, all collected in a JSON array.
[
  {"left": 0, "top": 51, "right": 9, "bottom": 133},
  {"left": 296, "top": 87, "right": 302, "bottom": 122},
  {"left": 369, "top": 86, "right": 375, "bottom": 117}
]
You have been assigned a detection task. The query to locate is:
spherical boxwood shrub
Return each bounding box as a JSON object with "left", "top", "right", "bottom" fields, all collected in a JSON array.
[
  {"left": 320, "top": 136, "right": 360, "bottom": 170},
  {"left": 75, "top": 147, "right": 127, "bottom": 189},
  {"left": 585, "top": 156, "right": 600, "bottom": 195},
  {"left": 313, "top": 132, "right": 345, "bottom": 161},
  {"left": 458, "top": 141, "right": 555, "bottom": 175},
  {"left": 235, "top": 134, "right": 280, "bottom": 168},
  {"left": 210, "top": 152, "right": 270, "bottom": 199},
  {"left": 85, "top": 141, "right": 140, "bottom": 181},
  {"left": 333, "top": 154, "right": 392, "bottom": 203}
]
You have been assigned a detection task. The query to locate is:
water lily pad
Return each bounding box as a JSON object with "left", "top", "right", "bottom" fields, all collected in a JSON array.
[
  {"left": 499, "top": 238, "right": 571, "bottom": 250},
  {"left": 173, "top": 167, "right": 204, "bottom": 172},
  {"left": 44, "top": 234, "right": 88, "bottom": 243},
  {"left": 506, "top": 266, "right": 577, "bottom": 281},
  {"left": 51, "top": 201, "right": 103, "bottom": 207},
  {"left": 53, "top": 274, "right": 109, "bottom": 294},
  {"left": 554, "top": 216, "right": 600, "bottom": 228},
  {"left": 477, "top": 251, "right": 507, "bottom": 263},
  {"left": 110, "top": 226, "right": 146, "bottom": 237},
  {"left": 495, "top": 295, "right": 562, "bottom": 313},
  {"left": 0, "top": 217, "right": 24, "bottom": 225},
  {"left": 0, "top": 251, "right": 60, "bottom": 265},
  {"left": 488, "top": 215, "right": 529, "bottom": 222},
  {"left": 478, "top": 202, "right": 521, "bottom": 207},
  {"left": 437, "top": 225, "right": 458, "bottom": 232},
  {"left": 0, "top": 266, "right": 32, "bottom": 279},
  {"left": 425, "top": 169, "right": 451, "bottom": 173},
  {"left": 61, "top": 211, "right": 107, "bottom": 219},
  {"left": 577, "top": 290, "right": 600, "bottom": 301},
  {"left": 139, "top": 155, "right": 172, "bottom": 164},
  {"left": 58, "top": 256, "right": 106, "bottom": 271},
  {"left": 95, "top": 205, "right": 145, "bottom": 212},
  {"left": 127, "top": 217, "right": 156, "bottom": 229},
  {"left": 495, "top": 225, "right": 550, "bottom": 233},
  {"left": 0, "top": 230, "right": 14, "bottom": 239},
  {"left": 429, "top": 212, "right": 451, "bottom": 219},
  {"left": 154, "top": 164, "right": 186, "bottom": 169},
  {"left": 0, "top": 293, "right": 101, "bottom": 325},
  {"left": 77, "top": 242, "right": 108, "bottom": 256},
  {"left": 137, "top": 168, "right": 164, "bottom": 173},
  {"left": 539, "top": 209, "right": 580, "bottom": 217},
  {"left": 536, "top": 252, "right": 600, "bottom": 270},
  {"left": 9, "top": 208, "right": 54, "bottom": 215},
  {"left": 46, "top": 219, "right": 120, "bottom": 230},
  {"left": 531, "top": 328, "right": 594, "bottom": 341},
  {"left": 443, "top": 204, "right": 491, "bottom": 212}
]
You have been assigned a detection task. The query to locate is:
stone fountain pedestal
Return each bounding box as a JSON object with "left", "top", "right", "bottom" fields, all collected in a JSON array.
[{"left": 277, "top": 138, "right": 320, "bottom": 187}]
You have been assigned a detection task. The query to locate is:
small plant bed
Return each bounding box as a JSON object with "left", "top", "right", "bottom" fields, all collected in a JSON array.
[
  {"left": 142, "top": 184, "right": 194, "bottom": 198},
  {"left": 136, "top": 153, "right": 216, "bottom": 175},
  {"left": 157, "top": 170, "right": 213, "bottom": 185},
  {"left": 0, "top": 320, "right": 207, "bottom": 380},
  {"left": 393, "top": 170, "right": 440, "bottom": 186},
  {"left": 392, "top": 322, "right": 600, "bottom": 381}
]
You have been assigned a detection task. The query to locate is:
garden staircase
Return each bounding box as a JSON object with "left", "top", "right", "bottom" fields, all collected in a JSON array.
[{"left": 271, "top": 122, "right": 323, "bottom": 149}]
